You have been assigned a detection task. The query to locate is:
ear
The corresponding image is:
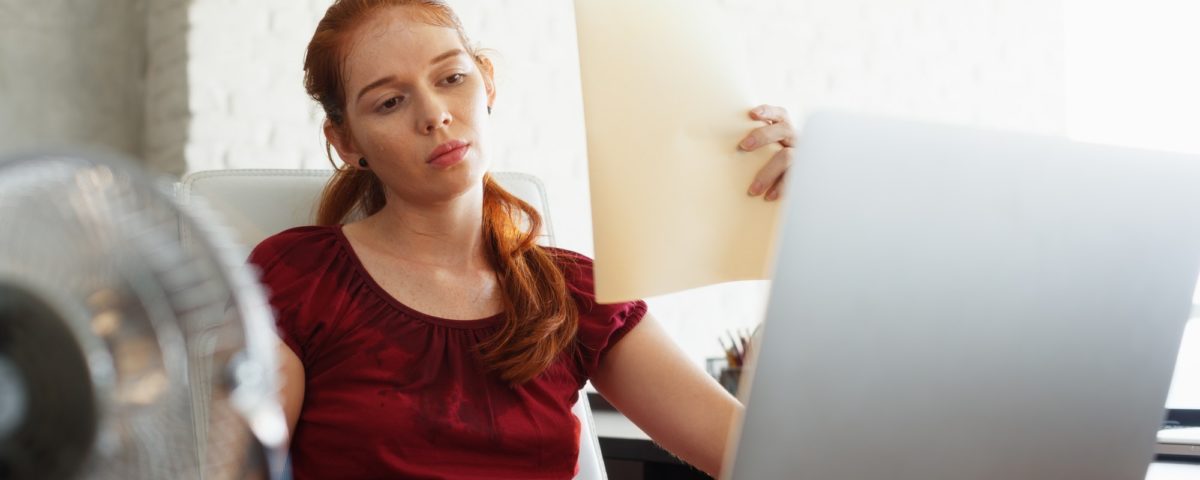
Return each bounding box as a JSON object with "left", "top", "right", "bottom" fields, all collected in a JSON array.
[
  {"left": 323, "top": 120, "right": 364, "bottom": 168},
  {"left": 477, "top": 55, "right": 496, "bottom": 108}
]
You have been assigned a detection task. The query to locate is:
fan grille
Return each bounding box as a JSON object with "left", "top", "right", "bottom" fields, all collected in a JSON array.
[{"left": 0, "top": 154, "right": 284, "bottom": 479}]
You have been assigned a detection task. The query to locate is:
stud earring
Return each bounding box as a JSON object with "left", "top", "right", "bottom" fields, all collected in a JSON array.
[{"left": 358, "top": 158, "right": 368, "bottom": 168}]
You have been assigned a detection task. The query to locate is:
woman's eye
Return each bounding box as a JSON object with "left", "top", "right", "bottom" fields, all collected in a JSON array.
[
  {"left": 380, "top": 96, "right": 403, "bottom": 111},
  {"left": 445, "top": 73, "right": 465, "bottom": 85}
]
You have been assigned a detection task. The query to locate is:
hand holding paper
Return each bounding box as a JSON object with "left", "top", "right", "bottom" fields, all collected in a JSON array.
[{"left": 574, "top": 0, "right": 792, "bottom": 302}]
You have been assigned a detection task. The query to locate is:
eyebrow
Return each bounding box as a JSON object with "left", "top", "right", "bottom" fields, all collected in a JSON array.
[{"left": 355, "top": 48, "right": 468, "bottom": 102}]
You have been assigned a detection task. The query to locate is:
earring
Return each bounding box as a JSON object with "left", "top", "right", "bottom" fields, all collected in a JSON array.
[
  {"left": 487, "top": 105, "right": 492, "bottom": 115},
  {"left": 358, "top": 158, "right": 368, "bottom": 168}
]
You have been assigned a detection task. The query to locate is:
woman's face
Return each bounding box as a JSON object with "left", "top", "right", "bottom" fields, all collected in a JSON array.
[{"left": 334, "top": 7, "right": 494, "bottom": 204}]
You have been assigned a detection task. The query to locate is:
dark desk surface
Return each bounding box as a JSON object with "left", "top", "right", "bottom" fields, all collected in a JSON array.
[
  {"left": 589, "top": 395, "right": 1200, "bottom": 480},
  {"left": 589, "top": 393, "right": 710, "bottom": 479}
]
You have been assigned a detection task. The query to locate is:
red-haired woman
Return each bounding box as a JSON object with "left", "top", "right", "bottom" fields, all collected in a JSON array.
[{"left": 247, "top": 1, "right": 797, "bottom": 478}]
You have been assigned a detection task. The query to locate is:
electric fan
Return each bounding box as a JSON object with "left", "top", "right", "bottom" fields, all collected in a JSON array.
[{"left": 0, "top": 152, "right": 287, "bottom": 479}]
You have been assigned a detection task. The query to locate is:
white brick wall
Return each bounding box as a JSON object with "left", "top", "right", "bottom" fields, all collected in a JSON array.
[
  {"left": 183, "top": 0, "right": 330, "bottom": 174},
  {"left": 0, "top": 0, "right": 1067, "bottom": 366},
  {"left": 4, "top": 0, "right": 1195, "bottom": 408},
  {"left": 176, "top": 0, "right": 1066, "bottom": 366},
  {"left": 726, "top": 0, "right": 1065, "bottom": 134}
]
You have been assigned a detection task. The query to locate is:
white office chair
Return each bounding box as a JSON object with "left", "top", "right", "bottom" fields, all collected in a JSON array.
[{"left": 176, "top": 169, "right": 607, "bottom": 480}]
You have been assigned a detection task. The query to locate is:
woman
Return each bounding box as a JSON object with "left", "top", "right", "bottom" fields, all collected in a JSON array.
[{"left": 248, "top": 1, "right": 798, "bottom": 478}]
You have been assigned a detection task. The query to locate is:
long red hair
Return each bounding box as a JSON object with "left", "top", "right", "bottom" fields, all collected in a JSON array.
[{"left": 304, "top": 0, "right": 578, "bottom": 384}]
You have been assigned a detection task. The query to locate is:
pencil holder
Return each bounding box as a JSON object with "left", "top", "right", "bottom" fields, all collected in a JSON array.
[{"left": 718, "top": 367, "right": 742, "bottom": 396}]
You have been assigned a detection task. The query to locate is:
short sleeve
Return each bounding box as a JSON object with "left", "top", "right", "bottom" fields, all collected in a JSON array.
[
  {"left": 549, "top": 249, "right": 649, "bottom": 382},
  {"left": 246, "top": 226, "right": 340, "bottom": 363}
]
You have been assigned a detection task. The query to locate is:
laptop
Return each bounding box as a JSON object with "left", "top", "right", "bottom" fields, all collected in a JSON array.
[
  {"left": 723, "top": 112, "right": 1200, "bottom": 479},
  {"left": 1157, "top": 426, "right": 1200, "bottom": 459}
]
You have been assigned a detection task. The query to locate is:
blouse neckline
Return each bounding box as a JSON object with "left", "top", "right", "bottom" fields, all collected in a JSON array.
[{"left": 331, "top": 224, "right": 505, "bottom": 330}]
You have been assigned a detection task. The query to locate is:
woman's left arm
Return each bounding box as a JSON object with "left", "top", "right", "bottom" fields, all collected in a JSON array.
[{"left": 590, "top": 313, "right": 742, "bottom": 476}]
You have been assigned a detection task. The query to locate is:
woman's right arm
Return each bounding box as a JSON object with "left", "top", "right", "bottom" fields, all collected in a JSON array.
[{"left": 277, "top": 340, "right": 306, "bottom": 440}]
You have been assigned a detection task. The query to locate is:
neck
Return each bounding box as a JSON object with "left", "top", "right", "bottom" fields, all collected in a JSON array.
[{"left": 362, "top": 183, "right": 489, "bottom": 272}]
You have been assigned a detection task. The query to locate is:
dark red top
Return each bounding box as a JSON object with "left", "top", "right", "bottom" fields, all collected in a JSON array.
[{"left": 247, "top": 225, "right": 646, "bottom": 480}]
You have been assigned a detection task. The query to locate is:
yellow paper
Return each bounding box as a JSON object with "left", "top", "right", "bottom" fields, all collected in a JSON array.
[{"left": 574, "top": 0, "right": 782, "bottom": 303}]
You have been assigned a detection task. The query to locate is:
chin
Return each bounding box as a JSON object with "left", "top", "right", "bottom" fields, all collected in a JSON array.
[
  {"left": 463, "top": 149, "right": 490, "bottom": 184},
  {"left": 437, "top": 157, "right": 488, "bottom": 201}
]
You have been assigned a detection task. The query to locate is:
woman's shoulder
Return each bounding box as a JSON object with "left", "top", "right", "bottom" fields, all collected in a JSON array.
[
  {"left": 540, "top": 246, "right": 594, "bottom": 289},
  {"left": 540, "top": 246, "right": 648, "bottom": 377},
  {"left": 541, "top": 246, "right": 591, "bottom": 267},
  {"left": 539, "top": 246, "right": 645, "bottom": 312},
  {"left": 247, "top": 225, "right": 342, "bottom": 270}
]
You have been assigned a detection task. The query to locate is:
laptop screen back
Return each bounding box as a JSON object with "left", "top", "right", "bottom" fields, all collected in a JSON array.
[{"left": 724, "top": 112, "right": 1200, "bottom": 480}]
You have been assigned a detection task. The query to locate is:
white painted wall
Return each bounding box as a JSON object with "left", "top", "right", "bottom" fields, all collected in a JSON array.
[
  {"left": 0, "top": 0, "right": 148, "bottom": 158},
  {"left": 178, "top": 0, "right": 1066, "bottom": 367}
]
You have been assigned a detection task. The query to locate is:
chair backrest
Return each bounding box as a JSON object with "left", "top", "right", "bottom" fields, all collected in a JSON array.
[
  {"left": 176, "top": 169, "right": 556, "bottom": 249},
  {"left": 176, "top": 169, "right": 605, "bottom": 480}
]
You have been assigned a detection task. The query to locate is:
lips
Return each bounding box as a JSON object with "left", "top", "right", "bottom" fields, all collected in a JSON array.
[{"left": 427, "top": 140, "right": 470, "bottom": 168}]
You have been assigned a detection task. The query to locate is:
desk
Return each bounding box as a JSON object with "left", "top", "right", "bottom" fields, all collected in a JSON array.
[
  {"left": 591, "top": 409, "right": 710, "bottom": 479},
  {"left": 591, "top": 409, "right": 1200, "bottom": 480}
]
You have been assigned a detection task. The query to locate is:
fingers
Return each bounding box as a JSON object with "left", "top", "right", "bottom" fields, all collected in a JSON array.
[
  {"left": 744, "top": 104, "right": 797, "bottom": 202},
  {"left": 740, "top": 122, "right": 796, "bottom": 150},
  {"left": 749, "top": 104, "right": 793, "bottom": 126},
  {"left": 764, "top": 173, "right": 785, "bottom": 201},
  {"left": 748, "top": 147, "right": 793, "bottom": 201}
]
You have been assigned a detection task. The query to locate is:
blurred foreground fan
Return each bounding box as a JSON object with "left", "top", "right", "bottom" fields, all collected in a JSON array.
[{"left": 0, "top": 152, "right": 287, "bottom": 479}]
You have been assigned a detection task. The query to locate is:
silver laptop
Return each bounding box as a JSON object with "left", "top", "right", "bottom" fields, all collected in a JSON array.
[{"left": 723, "top": 112, "right": 1200, "bottom": 480}]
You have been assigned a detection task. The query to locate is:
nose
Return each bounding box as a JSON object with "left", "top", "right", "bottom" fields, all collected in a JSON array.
[{"left": 417, "top": 95, "right": 452, "bottom": 135}]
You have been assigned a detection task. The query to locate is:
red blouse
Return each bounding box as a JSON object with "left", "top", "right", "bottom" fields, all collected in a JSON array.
[{"left": 247, "top": 225, "right": 646, "bottom": 480}]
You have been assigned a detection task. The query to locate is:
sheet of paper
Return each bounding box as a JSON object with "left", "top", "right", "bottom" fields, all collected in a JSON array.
[{"left": 574, "top": 0, "right": 782, "bottom": 303}]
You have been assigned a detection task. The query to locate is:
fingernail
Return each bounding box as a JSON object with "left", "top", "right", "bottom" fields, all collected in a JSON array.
[
  {"left": 748, "top": 182, "right": 764, "bottom": 196},
  {"left": 741, "top": 137, "right": 757, "bottom": 149}
]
